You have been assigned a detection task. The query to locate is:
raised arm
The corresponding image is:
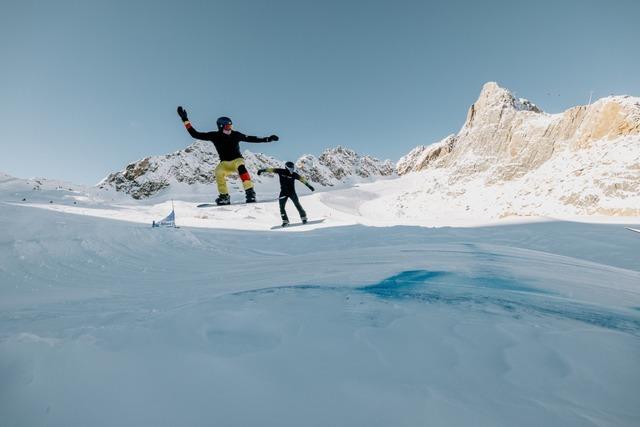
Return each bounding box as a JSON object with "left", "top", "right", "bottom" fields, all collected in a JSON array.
[
  {"left": 257, "top": 167, "right": 283, "bottom": 176},
  {"left": 177, "top": 106, "right": 215, "bottom": 141},
  {"left": 238, "top": 133, "right": 280, "bottom": 144}
]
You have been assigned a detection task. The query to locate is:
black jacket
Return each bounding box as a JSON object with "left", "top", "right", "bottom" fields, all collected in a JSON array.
[
  {"left": 185, "top": 127, "right": 269, "bottom": 161},
  {"left": 263, "top": 168, "right": 311, "bottom": 194}
]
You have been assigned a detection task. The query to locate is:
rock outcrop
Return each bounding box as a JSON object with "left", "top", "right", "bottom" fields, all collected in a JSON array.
[{"left": 396, "top": 82, "right": 640, "bottom": 217}]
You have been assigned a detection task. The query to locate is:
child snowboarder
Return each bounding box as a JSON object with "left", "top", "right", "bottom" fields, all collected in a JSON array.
[
  {"left": 257, "top": 161, "right": 315, "bottom": 227},
  {"left": 177, "top": 106, "right": 279, "bottom": 205}
]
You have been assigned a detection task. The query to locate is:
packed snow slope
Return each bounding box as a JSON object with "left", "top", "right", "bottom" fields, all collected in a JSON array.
[
  {"left": 397, "top": 82, "right": 640, "bottom": 218},
  {"left": 2, "top": 173, "right": 640, "bottom": 427},
  {"left": 10, "top": 166, "right": 640, "bottom": 229}
]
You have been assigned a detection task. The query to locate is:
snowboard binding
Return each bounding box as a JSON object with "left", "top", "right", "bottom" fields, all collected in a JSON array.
[
  {"left": 245, "top": 188, "right": 256, "bottom": 203},
  {"left": 215, "top": 193, "right": 231, "bottom": 205}
]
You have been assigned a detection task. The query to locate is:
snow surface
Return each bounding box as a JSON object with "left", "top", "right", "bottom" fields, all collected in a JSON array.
[{"left": 1, "top": 173, "right": 640, "bottom": 427}]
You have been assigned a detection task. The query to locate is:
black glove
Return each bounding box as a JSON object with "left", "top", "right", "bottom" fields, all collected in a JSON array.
[
  {"left": 257, "top": 169, "right": 265, "bottom": 175},
  {"left": 177, "top": 106, "right": 188, "bottom": 121},
  {"left": 307, "top": 185, "right": 315, "bottom": 192},
  {"left": 266, "top": 134, "right": 279, "bottom": 142}
]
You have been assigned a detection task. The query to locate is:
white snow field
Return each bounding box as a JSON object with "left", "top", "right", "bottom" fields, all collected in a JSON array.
[{"left": 1, "top": 173, "right": 640, "bottom": 427}]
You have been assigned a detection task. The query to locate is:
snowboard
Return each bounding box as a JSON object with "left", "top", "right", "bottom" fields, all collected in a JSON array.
[
  {"left": 197, "top": 199, "right": 275, "bottom": 208},
  {"left": 270, "top": 219, "right": 325, "bottom": 230},
  {"left": 197, "top": 203, "right": 231, "bottom": 208}
]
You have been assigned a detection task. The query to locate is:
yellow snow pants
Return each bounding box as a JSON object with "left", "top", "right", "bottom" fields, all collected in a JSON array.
[{"left": 215, "top": 158, "right": 254, "bottom": 194}]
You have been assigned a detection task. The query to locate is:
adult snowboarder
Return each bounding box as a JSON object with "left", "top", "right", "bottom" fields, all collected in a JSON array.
[
  {"left": 177, "top": 106, "right": 279, "bottom": 204},
  {"left": 257, "top": 161, "right": 315, "bottom": 226}
]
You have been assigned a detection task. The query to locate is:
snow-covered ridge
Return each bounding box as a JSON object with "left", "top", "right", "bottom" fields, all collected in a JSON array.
[
  {"left": 99, "top": 142, "right": 394, "bottom": 199},
  {"left": 0, "top": 171, "right": 125, "bottom": 206},
  {"left": 395, "top": 82, "right": 640, "bottom": 217},
  {"left": 295, "top": 146, "right": 395, "bottom": 186},
  {"left": 0, "top": 172, "right": 85, "bottom": 195}
]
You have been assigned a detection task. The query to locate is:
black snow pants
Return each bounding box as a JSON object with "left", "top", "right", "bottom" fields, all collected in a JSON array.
[{"left": 279, "top": 191, "right": 306, "bottom": 223}]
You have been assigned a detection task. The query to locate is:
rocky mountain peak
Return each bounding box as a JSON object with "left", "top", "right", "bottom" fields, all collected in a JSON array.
[
  {"left": 464, "top": 82, "right": 542, "bottom": 130},
  {"left": 99, "top": 142, "right": 394, "bottom": 198},
  {"left": 395, "top": 82, "right": 640, "bottom": 217}
]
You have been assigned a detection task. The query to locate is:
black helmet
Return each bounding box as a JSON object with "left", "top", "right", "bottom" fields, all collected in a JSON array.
[
  {"left": 216, "top": 116, "right": 232, "bottom": 131},
  {"left": 285, "top": 161, "right": 295, "bottom": 173}
]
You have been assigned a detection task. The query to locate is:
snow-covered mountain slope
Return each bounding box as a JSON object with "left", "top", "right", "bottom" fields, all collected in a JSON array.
[
  {"left": 99, "top": 141, "right": 394, "bottom": 199},
  {"left": 8, "top": 166, "right": 640, "bottom": 231},
  {"left": 2, "top": 182, "right": 640, "bottom": 426},
  {"left": 0, "top": 172, "right": 127, "bottom": 205},
  {"left": 396, "top": 82, "right": 640, "bottom": 218},
  {"left": 295, "top": 146, "right": 395, "bottom": 186}
]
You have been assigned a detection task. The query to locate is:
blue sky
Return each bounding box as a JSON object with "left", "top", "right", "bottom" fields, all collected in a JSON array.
[{"left": 1, "top": 0, "right": 639, "bottom": 184}]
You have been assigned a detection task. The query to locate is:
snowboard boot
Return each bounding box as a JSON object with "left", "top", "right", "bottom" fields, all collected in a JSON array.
[
  {"left": 215, "top": 193, "right": 231, "bottom": 205},
  {"left": 281, "top": 220, "right": 290, "bottom": 227},
  {"left": 301, "top": 216, "right": 308, "bottom": 224},
  {"left": 245, "top": 188, "right": 256, "bottom": 203}
]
